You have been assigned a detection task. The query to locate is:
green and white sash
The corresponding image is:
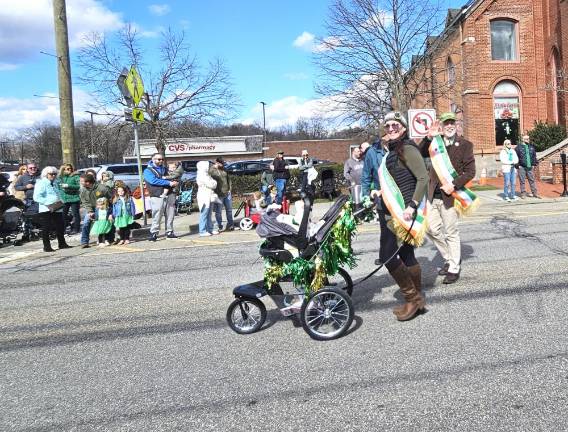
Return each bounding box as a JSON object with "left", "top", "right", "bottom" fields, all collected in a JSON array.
[
  {"left": 429, "top": 135, "right": 479, "bottom": 215},
  {"left": 378, "top": 159, "right": 428, "bottom": 247}
]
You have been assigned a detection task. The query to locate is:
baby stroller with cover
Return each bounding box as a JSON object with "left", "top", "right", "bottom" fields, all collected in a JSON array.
[
  {"left": 226, "top": 193, "right": 358, "bottom": 341},
  {"left": 176, "top": 181, "right": 194, "bottom": 215},
  {"left": 320, "top": 168, "right": 337, "bottom": 200},
  {"left": 0, "top": 197, "right": 25, "bottom": 245}
]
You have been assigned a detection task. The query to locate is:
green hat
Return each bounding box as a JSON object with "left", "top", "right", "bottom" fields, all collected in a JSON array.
[{"left": 439, "top": 112, "right": 457, "bottom": 123}]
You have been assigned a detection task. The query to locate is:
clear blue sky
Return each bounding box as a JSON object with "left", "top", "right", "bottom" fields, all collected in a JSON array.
[{"left": 0, "top": 0, "right": 465, "bottom": 135}]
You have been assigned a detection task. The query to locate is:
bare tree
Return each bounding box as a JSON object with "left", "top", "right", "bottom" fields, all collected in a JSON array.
[
  {"left": 314, "top": 0, "right": 448, "bottom": 127},
  {"left": 76, "top": 24, "right": 239, "bottom": 154}
]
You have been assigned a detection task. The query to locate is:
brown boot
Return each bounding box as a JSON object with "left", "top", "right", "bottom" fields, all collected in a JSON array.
[
  {"left": 389, "top": 264, "right": 425, "bottom": 321},
  {"left": 392, "top": 264, "right": 422, "bottom": 315}
]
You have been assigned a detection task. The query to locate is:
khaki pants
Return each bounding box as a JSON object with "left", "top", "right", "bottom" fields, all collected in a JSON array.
[
  {"left": 426, "top": 199, "right": 461, "bottom": 273},
  {"left": 150, "top": 194, "right": 176, "bottom": 235}
]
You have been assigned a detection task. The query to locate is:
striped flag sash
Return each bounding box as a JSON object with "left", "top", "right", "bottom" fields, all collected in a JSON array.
[
  {"left": 429, "top": 136, "right": 479, "bottom": 215},
  {"left": 378, "top": 159, "right": 427, "bottom": 247}
]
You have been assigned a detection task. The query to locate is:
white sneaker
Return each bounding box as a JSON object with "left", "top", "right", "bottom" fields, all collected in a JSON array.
[
  {"left": 503, "top": 197, "right": 510, "bottom": 201},
  {"left": 98, "top": 242, "right": 107, "bottom": 248},
  {"left": 511, "top": 196, "right": 519, "bottom": 201},
  {"left": 199, "top": 232, "right": 212, "bottom": 237},
  {"left": 211, "top": 230, "right": 220, "bottom": 235},
  {"left": 104, "top": 240, "right": 111, "bottom": 246}
]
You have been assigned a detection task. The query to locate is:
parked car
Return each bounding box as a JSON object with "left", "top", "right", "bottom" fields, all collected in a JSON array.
[
  {"left": 260, "top": 156, "right": 331, "bottom": 169},
  {"left": 225, "top": 160, "right": 271, "bottom": 176},
  {"left": 96, "top": 163, "right": 148, "bottom": 190}
]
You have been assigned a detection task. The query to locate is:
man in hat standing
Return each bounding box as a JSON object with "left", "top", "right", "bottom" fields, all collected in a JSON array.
[
  {"left": 271, "top": 151, "right": 290, "bottom": 205},
  {"left": 420, "top": 112, "right": 476, "bottom": 284},
  {"left": 515, "top": 134, "right": 541, "bottom": 199},
  {"left": 209, "top": 157, "right": 235, "bottom": 231}
]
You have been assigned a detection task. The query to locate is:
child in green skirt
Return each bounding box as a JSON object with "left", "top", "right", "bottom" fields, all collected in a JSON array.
[
  {"left": 91, "top": 197, "right": 113, "bottom": 247},
  {"left": 112, "top": 186, "right": 136, "bottom": 244}
]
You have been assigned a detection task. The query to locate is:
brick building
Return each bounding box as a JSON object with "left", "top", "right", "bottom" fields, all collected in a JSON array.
[{"left": 408, "top": 0, "right": 567, "bottom": 156}]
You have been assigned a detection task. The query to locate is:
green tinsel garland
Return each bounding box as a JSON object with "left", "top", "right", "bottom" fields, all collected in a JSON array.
[{"left": 263, "top": 201, "right": 358, "bottom": 295}]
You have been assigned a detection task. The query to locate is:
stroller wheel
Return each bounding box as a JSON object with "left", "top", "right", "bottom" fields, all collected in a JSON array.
[
  {"left": 300, "top": 287, "right": 354, "bottom": 341},
  {"left": 226, "top": 298, "right": 266, "bottom": 334},
  {"left": 239, "top": 218, "right": 254, "bottom": 231}
]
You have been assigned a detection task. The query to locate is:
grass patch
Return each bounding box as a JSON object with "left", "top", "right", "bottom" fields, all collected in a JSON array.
[{"left": 470, "top": 184, "right": 499, "bottom": 191}]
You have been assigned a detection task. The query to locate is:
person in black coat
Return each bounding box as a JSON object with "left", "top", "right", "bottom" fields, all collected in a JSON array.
[{"left": 271, "top": 151, "right": 290, "bottom": 205}]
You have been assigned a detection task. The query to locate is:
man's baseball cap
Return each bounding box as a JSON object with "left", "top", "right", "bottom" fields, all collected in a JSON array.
[
  {"left": 277, "top": 150, "right": 284, "bottom": 154},
  {"left": 383, "top": 111, "right": 408, "bottom": 128},
  {"left": 439, "top": 112, "right": 457, "bottom": 123}
]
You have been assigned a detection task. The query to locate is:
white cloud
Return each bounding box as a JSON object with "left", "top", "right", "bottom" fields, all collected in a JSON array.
[
  {"left": 292, "top": 31, "right": 316, "bottom": 51},
  {"left": 293, "top": 31, "right": 341, "bottom": 53},
  {"left": 362, "top": 10, "right": 394, "bottom": 30},
  {"left": 0, "top": 63, "right": 20, "bottom": 71},
  {"left": 241, "top": 96, "right": 343, "bottom": 129},
  {"left": 0, "top": 87, "right": 94, "bottom": 136},
  {"left": 148, "top": 4, "right": 171, "bottom": 16},
  {"left": 0, "top": 0, "right": 123, "bottom": 62}
]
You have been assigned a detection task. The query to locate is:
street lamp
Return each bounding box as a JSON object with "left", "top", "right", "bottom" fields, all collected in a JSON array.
[
  {"left": 260, "top": 101, "right": 267, "bottom": 145},
  {"left": 84, "top": 111, "right": 101, "bottom": 166}
]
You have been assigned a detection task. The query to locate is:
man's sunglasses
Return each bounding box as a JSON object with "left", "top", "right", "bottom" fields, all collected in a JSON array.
[{"left": 385, "top": 123, "right": 400, "bottom": 131}]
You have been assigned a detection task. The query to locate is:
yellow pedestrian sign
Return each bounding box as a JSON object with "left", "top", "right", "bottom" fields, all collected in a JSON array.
[
  {"left": 132, "top": 108, "right": 145, "bottom": 123},
  {"left": 125, "top": 66, "right": 144, "bottom": 106}
]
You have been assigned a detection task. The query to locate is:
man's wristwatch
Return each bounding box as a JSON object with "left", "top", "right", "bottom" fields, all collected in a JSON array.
[{"left": 408, "top": 201, "right": 418, "bottom": 210}]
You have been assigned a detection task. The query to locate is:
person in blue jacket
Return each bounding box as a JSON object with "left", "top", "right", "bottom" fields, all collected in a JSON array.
[
  {"left": 33, "top": 166, "right": 71, "bottom": 252},
  {"left": 143, "top": 153, "right": 179, "bottom": 241},
  {"left": 361, "top": 137, "right": 385, "bottom": 199}
]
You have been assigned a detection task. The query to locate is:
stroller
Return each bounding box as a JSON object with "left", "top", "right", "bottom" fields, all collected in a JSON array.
[
  {"left": 235, "top": 193, "right": 290, "bottom": 231},
  {"left": 226, "top": 193, "right": 357, "bottom": 341},
  {"left": 0, "top": 197, "right": 25, "bottom": 245},
  {"left": 176, "top": 182, "right": 194, "bottom": 215},
  {"left": 320, "top": 168, "right": 337, "bottom": 200}
]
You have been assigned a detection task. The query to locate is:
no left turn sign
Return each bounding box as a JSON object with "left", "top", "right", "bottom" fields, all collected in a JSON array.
[{"left": 408, "top": 109, "right": 436, "bottom": 138}]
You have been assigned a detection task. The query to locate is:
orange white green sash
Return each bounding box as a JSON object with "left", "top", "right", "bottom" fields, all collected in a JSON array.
[
  {"left": 429, "top": 135, "right": 479, "bottom": 215},
  {"left": 378, "top": 159, "right": 428, "bottom": 247}
]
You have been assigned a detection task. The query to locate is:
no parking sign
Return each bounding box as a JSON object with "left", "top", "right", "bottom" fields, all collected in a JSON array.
[{"left": 408, "top": 109, "right": 436, "bottom": 139}]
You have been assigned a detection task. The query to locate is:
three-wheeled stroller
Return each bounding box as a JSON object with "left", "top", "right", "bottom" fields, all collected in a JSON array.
[{"left": 226, "top": 193, "right": 356, "bottom": 340}]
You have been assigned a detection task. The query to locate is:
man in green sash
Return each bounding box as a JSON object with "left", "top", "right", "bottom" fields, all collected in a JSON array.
[
  {"left": 515, "top": 134, "right": 541, "bottom": 199},
  {"left": 420, "top": 112, "right": 476, "bottom": 284}
]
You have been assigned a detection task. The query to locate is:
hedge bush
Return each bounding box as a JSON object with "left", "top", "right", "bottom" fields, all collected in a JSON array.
[{"left": 528, "top": 121, "right": 567, "bottom": 152}]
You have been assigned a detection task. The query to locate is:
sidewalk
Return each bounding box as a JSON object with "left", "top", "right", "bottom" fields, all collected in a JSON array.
[{"left": 483, "top": 176, "right": 567, "bottom": 199}]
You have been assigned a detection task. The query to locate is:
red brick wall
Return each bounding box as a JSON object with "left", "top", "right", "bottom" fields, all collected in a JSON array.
[{"left": 265, "top": 139, "right": 363, "bottom": 164}]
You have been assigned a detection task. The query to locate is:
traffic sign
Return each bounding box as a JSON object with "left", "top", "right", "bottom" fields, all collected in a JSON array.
[
  {"left": 408, "top": 109, "right": 436, "bottom": 138},
  {"left": 132, "top": 108, "right": 145, "bottom": 123},
  {"left": 124, "top": 66, "right": 145, "bottom": 106}
]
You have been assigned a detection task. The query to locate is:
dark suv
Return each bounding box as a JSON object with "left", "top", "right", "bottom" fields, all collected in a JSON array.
[{"left": 225, "top": 161, "right": 271, "bottom": 176}]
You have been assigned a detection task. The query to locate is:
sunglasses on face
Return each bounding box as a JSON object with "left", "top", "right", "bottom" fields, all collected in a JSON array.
[
  {"left": 29, "top": 167, "right": 37, "bottom": 170},
  {"left": 47, "top": 172, "right": 56, "bottom": 175},
  {"left": 385, "top": 123, "right": 400, "bottom": 131}
]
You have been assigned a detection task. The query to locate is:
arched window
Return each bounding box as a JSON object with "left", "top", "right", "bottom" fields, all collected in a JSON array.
[
  {"left": 493, "top": 80, "right": 521, "bottom": 145},
  {"left": 491, "top": 20, "right": 518, "bottom": 61},
  {"left": 447, "top": 57, "right": 455, "bottom": 86}
]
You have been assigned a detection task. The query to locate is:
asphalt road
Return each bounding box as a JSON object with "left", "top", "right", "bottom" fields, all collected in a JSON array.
[{"left": 1, "top": 199, "right": 567, "bottom": 431}]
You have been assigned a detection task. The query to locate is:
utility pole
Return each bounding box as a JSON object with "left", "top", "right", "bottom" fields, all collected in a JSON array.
[
  {"left": 52, "top": 0, "right": 76, "bottom": 165},
  {"left": 260, "top": 101, "right": 267, "bottom": 145}
]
